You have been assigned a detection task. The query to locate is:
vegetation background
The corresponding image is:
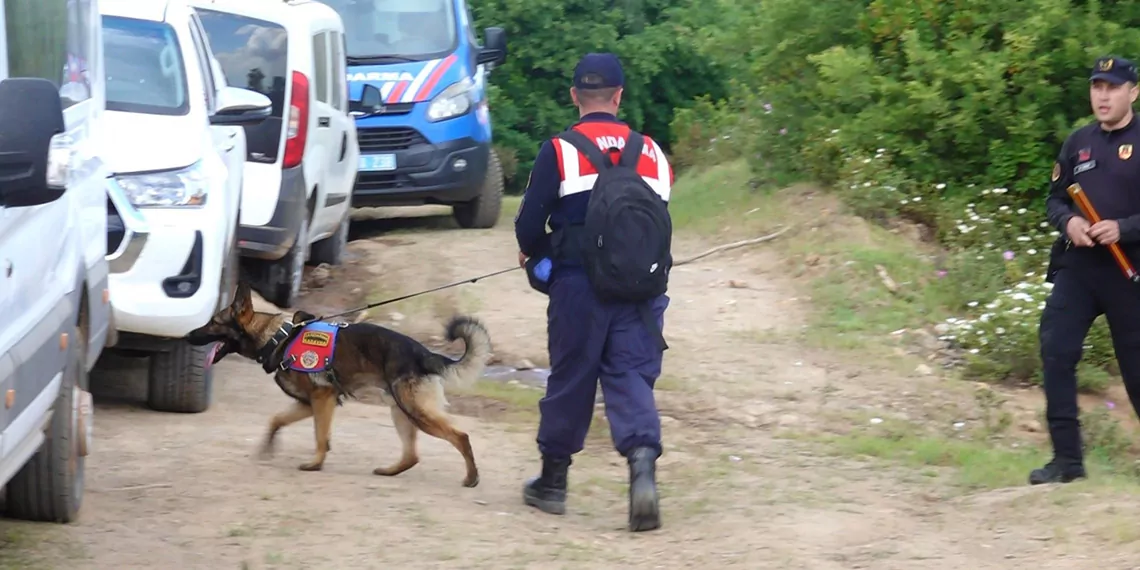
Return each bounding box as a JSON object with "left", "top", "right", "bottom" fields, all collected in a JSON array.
[{"left": 469, "top": 0, "right": 1140, "bottom": 395}]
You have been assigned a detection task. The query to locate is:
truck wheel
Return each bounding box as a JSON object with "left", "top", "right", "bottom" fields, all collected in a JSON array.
[
  {"left": 309, "top": 214, "right": 348, "bottom": 266},
  {"left": 265, "top": 214, "right": 309, "bottom": 309},
  {"left": 147, "top": 340, "right": 213, "bottom": 414},
  {"left": 453, "top": 149, "right": 503, "bottom": 229},
  {"left": 5, "top": 332, "right": 91, "bottom": 523}
]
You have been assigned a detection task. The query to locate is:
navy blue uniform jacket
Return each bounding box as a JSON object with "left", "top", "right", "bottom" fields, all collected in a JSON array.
[{"left": 513, "top": 112, "right": 628, "bottom": 263}]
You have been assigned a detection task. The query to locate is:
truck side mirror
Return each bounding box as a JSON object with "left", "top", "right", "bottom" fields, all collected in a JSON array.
[
  {"left": 349, "top": 84, "right": 385, "bottom": 118},
  {"left": 477, "top": 27, "right": 507, "bottom": 66},
  {"left": 0, "top": 78, "right": 67, "bottom": 208},
  {"left": 361, "top": 83, "right": 382, "bottom": 111},
  {"left": 210, "top": 86, "right": 273, "bottom": 126}
]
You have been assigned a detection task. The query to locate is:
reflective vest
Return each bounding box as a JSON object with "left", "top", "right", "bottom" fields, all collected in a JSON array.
[{"left": 551, "top": 122, "right": 673, "bottom": 201}]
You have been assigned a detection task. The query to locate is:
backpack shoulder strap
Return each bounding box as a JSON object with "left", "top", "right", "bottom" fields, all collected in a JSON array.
[
  {"left": 618, "top": 130, "right": 645, "bottom": 169},
  {"left": 556, "top": 129, "right": 612, "bottom": 173}
]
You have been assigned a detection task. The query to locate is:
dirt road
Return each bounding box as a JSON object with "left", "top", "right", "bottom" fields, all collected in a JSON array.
[{"left": 4, "top": 205, "right": 1140, "bottom": 569}]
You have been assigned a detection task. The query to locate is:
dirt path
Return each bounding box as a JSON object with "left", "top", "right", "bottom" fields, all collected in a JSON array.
[{"left": 4, "top": 205, "right": 1140, "bottom": 569}]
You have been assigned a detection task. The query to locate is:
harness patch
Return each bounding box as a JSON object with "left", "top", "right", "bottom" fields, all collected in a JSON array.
[{"left": 282, "top": 321, "right": 341, "bottom": 373}]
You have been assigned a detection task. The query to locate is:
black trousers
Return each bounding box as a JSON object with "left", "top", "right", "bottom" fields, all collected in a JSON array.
[{"left": 1039, "top": 260, "right": 1140, "bottom": 464}]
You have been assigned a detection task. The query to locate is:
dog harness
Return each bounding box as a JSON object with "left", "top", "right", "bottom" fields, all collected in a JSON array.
[{"left": 281, "top": 321, "right": 342, "bottom": 373}]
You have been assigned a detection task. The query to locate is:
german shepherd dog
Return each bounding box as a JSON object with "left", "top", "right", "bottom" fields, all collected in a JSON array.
[{"left": 185, "top": 282, "right": 491, "bottom": 487}]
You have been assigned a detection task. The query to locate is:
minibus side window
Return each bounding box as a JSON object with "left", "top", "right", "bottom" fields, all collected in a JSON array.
[{"left": 4, "top": 0, "right": 92, "bottom": 109}]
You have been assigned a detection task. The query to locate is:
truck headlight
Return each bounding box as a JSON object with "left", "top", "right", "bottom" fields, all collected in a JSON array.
[
  {"left": 115, "top": 161, "right": 208, "bottom": 208},
  {"left": 426, "top": 77, "right": 474, "bottom": 122}
]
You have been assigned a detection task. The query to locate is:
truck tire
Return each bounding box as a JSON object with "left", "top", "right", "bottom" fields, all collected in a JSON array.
[
  {"left": 453, "top": 149, "right": 503, "bottom": 229},
  {"left": 5, "top": 332, "right": 90, "bottom": 523},
  {"left": 265, "top": 214, "right": 309, "bottom": 309},
  {"left": 147, "top": 340, "right": 213, "bottom": 414},
  {"left": 309, "top": 213, "right": 348, "bottom": 266}
]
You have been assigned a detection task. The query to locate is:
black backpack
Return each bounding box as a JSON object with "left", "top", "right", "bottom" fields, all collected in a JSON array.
[{"left": 555, "top": 128, "right": 673, "bottom": 350}]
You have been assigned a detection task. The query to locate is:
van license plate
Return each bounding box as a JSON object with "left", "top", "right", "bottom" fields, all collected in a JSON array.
[{"left": 359, "top": 154, "right": 396, "bottom": 172}]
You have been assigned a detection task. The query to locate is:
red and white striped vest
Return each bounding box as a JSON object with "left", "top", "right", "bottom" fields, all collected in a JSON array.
[{"left": 552, "top": 122, "right": 673, "bottom": 201}]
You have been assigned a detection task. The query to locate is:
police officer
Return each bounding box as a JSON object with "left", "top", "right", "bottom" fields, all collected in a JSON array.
[
  {"left": 513, "top": 53, "right": 674, "bottom": 531},
  {"left": 1036, "top": 55, "right": 1140, "bottom": 485}
]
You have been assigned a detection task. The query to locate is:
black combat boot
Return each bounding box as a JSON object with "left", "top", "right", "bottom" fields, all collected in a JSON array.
[
  {"left": 1028, "top": 458, "right": 1087, "bottom": 485},
  {"left": 523, "top": 455, "right": 570, "bottom": 515},
  {"left": 627, "top": 446, "right": 661, "bottom": 532}
]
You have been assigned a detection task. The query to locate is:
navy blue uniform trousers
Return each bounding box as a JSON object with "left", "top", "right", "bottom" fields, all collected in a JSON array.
[
  {"left": 536, "top": 269, "right": 668, "bottom": 460},
  {"left": 1040, "top": 257, "right": 1140, "bottom": 464}
]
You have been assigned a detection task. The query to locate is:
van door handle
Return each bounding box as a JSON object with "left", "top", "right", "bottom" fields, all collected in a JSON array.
[
  {"left": 338, "top": 132, "right": 347, "bottom": 162},
  {"left": 318, "top": 117, "right": 330, "bottom": 128}
]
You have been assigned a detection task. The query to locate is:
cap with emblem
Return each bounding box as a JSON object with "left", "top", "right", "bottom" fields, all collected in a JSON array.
[
  {"left": 1090, "top": 56, "right": 1139, "bottom": 85},
  {"left": 573, "top": 53, "right": 625, "bottom": 90}
]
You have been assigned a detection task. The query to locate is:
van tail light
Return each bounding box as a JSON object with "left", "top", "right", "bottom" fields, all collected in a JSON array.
[{"left": 283, "top": 70, "right": 309, "bottom": 169}]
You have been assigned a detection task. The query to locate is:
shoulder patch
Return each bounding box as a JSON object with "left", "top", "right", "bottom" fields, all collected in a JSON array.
[{"left": 1052, "top": 161, "right": 1061, "bottom": 182}]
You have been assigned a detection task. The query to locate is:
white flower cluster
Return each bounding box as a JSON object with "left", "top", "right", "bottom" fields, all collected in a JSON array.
[
  {"left": 948, "top": 191, "right": 1060, "bottom": 268},
  {"left": 840, "top": 147, "right": 911, "bottom": 199},
  {"left": 831, "top": 145, "right": 1069, "bottom": 363},
  {"left": 940, "top": 281, "right": 1054, "bottom": 354},
  {"left": 938, "top": 188, "right": 1064, "bottom": 358}
]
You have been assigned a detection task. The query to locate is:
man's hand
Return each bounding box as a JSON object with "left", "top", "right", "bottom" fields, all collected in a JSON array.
[
  {"left": 1067, "top": 216, "right": 1094, "bottom": 247},
  {"left": 518, "top": 251, "right": 528, "bottom": 268},
  {"left": 1089, "top": 219, "right": 1121, "bottom": 246}
]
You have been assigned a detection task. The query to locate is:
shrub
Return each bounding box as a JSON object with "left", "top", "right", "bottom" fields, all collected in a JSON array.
[{"left": 667, "top": 94, "right": 749, "bottom": 172}]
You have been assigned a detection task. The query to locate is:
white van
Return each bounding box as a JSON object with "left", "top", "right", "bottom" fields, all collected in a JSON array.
[
  {"left": 98, "top": 0, "right": 272, "bottom": 414},
  {"left": 0, "top": 0, "right": 108, "bottom": 522},
  {"left": 191, "top": 0, "right": 360, "bottom": 308}
]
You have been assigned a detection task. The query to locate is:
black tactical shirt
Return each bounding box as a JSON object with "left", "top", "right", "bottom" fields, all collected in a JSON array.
[{"left": 1047, "top": 114, "right": 1140, "bottom": 266}]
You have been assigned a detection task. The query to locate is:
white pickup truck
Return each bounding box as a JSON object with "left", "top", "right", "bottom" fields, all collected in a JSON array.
[{"left": 98, "top": 0, "right": 271, "bottom": 415}]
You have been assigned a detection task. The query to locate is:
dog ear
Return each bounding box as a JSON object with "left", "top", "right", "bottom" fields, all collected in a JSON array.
[
  {"left": 233, "top": 281, "right": 254, "bottom": 326},
  {"left": 292, "top": 310, "right": 317, "bottom": 324}
]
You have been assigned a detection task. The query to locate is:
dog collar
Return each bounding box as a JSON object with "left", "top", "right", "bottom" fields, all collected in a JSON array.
[{"left": 257, "top": 322, "right": 297, "bottom": 373}]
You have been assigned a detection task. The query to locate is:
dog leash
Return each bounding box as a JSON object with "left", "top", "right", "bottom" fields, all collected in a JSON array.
[{"left": 299, "top": 266, "right": 522, "bottom": 326}]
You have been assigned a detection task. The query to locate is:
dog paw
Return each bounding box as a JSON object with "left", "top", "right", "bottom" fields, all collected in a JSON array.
[
  {"left": 298, "top": 461, "right": 324, "bottom": 472},
  {"left": 257, "top": 443, "right": 276, "bottom": 460},
  {"left": 463, "top": 474, "right": 480, "bottom": 488}
]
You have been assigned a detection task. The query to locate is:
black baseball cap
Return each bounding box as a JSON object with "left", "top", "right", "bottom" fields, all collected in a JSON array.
[
  {"left": 573, "top": 53, "right": 625, "bottom": 90},
  {"left": 1090, "top": 56, "right": 1139, "bottom": 85}
]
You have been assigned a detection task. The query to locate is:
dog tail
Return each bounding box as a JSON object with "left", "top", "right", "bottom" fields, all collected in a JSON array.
[{"left": 440, "top": 315, "right": 492, "bottom": 389}]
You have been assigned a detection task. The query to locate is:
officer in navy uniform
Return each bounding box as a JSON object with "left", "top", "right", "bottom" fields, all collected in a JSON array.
[
  {"left": 513, "top": 53, "right": 674, "bottom": 531},
  {"left": 1035, "top": 55, "right": 1140, "bottom": 485}
]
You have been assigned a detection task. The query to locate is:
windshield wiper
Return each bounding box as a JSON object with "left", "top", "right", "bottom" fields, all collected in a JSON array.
[{"left": 347, "top": 55, "right": 417, "bottom": 64}]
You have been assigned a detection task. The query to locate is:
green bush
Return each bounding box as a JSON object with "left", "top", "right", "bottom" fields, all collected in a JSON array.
[
  {"left": 698, "top": 0, "right": 1140, "bottom": 393},
  {"left": 469, "top": 0, "right": 731, "bottom": 194},
  {"left": 667, "top": 92, "right": 757, "bottom": 172}
]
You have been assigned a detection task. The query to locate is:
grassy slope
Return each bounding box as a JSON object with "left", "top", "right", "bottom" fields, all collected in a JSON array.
[
  {"left": 667, "top": 159, "right": 1140, "bottom": 493},
  {"left": 669, "top": 159, "right": 959, "bottom": 351}
]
